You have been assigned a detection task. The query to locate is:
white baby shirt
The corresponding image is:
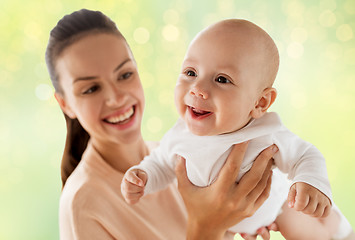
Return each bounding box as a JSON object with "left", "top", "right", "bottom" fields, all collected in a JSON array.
[{"left": 132, "top": 112, "right": 332, "bottom": 234}]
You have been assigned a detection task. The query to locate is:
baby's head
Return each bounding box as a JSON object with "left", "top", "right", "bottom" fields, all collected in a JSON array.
[{"left": 175, "top": 19, "right": 279, "bottom": 136}]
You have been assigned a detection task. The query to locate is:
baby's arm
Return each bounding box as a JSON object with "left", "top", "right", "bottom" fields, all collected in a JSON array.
[
  {"left": 273, "top": 130, "right": 333, "bottom": 217},
  {"left": 121, "top": 169, "right": 148, "bottom": 204},
  {"left": 287, "top": 182, "right": 331, "bottom": 217}
]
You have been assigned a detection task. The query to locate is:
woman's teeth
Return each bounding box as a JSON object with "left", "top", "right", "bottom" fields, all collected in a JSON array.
[{"left": 106, "top": 107, "right": 134, "bottom": 124}]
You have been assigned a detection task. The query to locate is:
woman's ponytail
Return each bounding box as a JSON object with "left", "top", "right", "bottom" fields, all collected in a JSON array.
[{"left": 45, "top": 9, "right": 123, "bottom": 187}]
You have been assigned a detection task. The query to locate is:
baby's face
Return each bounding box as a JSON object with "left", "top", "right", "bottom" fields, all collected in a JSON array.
[{"left": 174, "top": 23, "right": 269, "bottom": 136}]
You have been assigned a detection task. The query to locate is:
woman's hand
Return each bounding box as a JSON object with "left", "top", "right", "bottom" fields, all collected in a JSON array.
[{"left": 175, "top": 142, "right": 279, "bottom": 240}]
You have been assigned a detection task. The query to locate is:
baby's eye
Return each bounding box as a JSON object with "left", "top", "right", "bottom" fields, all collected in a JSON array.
[
  {"left": 186, "top": 70, "right": 197, "bottom": 77},
  {"left": 215, "top": 76, "right": 231, "bottom": 84},
  {"left": 119, "top": 72, "right": 133, "bottom": 80},
  {"left": 83, "top": 85, "right": 99, "bottom": 94}
]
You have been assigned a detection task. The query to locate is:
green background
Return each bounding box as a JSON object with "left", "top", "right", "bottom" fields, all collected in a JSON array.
[{"left": 0, "top": 0, "right": 354, "bottom": 239}]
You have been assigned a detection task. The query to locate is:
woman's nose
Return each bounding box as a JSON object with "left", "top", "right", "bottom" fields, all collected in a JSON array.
[
  {"left": 105, "top": 86, "right": 127, "bottom": 107},
  {"left": 189, "top": 81, "right": 208, "bottom": 99}
]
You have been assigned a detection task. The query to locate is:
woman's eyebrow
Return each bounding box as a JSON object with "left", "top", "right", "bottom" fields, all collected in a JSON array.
[
  {"left": 113, "top": 58, "right": 131, "bottom": 72},
  {"left": 73, "top": 59, "right": 132, "bottom": 83},
  {"left": 74, "top": 76, "right": 97, "bottom": 82}
]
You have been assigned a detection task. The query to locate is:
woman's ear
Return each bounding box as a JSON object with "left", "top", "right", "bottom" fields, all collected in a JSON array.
[
  {"left": 54, "top": 93, "right": 76, "bottom": 119},
  {"left": 251, "top": 88, "right": 277, "bottom": 119}
]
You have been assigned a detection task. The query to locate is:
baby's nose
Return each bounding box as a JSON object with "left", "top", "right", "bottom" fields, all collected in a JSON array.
[{"left": 189, "top": 83, "right": 208, "bottom": 99}]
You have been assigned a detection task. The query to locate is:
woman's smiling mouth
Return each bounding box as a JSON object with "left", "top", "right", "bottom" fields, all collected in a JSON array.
[{"left": 104, "top": 106, "right": 135, "bottom": 125}]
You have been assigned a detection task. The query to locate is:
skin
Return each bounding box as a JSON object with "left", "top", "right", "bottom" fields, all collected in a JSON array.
[
  {"left": 122, "top": 19, "right": 340, "bottom": 238},
  {"left": 55, "top": 34, "right": 148, "bottom": 173},
  {"left": 54, "top": 32, "right": 277, "bottom": 239},
  {"left": 174, "top": 20, "right": 278, "bottom": 136}
]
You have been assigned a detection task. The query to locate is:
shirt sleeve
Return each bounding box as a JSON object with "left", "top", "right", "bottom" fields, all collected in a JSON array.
[
  {"left": 272, "top": 129, "right": 333, "bottom": 203},
  {"left": 129, "top": 136, "right": 177, "bottom": 194}
]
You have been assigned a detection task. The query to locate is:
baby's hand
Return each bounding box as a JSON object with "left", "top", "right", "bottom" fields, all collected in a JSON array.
[
  {"left": 121, "top": 169, "right": 148, "bottom": 204},
  {"left": 287, "top": 182, "right": 331, "bottom": 218}
]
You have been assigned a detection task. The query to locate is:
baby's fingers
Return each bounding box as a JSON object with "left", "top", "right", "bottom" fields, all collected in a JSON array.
[
  {"left": 309, "top": 204, "right": 326, "bottom": 218},
  {"left": 299, "top": 197, "right": 317, "bottom": 215},
  {"left": 289, "top": 183, "right": 310, "bottom": 211},
  {"left": 123, "top": 191, "right": 144, "bottom": 205},
  {"left": 122, "top": 180, "right": 145, "bottom": 194},
  {"left": 125, "top": 169, "right": 146, "bottom": 187}
]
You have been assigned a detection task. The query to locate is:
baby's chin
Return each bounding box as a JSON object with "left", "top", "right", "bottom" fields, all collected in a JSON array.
[
  {"left": 188, "top": 124, "right": 246, "bottom": 136},
  {"left": 187, "top": 124, "right": 227, "bottom": 136}
]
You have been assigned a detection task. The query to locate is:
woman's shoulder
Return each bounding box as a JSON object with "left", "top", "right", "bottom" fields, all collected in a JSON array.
[
  {"left": 59, "top": 166, "right": 123, "bottom": 239},
  {"left": 60, "top": 167, "right": 104, "bottom": 211}
]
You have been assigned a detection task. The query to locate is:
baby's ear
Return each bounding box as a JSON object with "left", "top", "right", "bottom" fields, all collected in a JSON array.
[
  {"left": 54, "top": 93, "right": 76, "bottom": 119},
  {"left": 251, "top": 88, "right": 277, "bottom": 119}
]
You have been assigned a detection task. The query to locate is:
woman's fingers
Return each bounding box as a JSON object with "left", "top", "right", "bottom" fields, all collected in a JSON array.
[
  {"left": 246, "top": 158, "right": 273, "bottom": 201},
  {"left": 257, "top": 227, "right": 271, "bottom": 240},
  {"left": 237, "top": 145, "right": 277, "bottom": 196},
  {"left": 266, "top": 222, "right": 279, "bottom": 231},
  {"left": 216, "top": 142, "right": 249, "bottom": 189},
  {"left": 240, "top": 233, "right": 257, "bottom": 240},
  {"left": 253, "top": 171, "right": 272, "bottom": 211}
]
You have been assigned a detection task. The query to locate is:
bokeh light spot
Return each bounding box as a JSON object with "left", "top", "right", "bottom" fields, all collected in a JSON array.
[
  {"left": 308, "top": 26, "right": 327, "bottom": 42},
  {"left": 325, "top": 43, "right": 343, "bottom": 61},
  {"left": 344, "top": 48, "right": 355, "bottom": 65},
  {"left": 287, "top": 42, "right": 304, "bottom": 59},
  {"left": 344, "top": 0, "right": 355, "bottom": 15},
  {"left": 336, "top": 24, "right": 353, "bottom": 42},
  {"left": 35, "top": 84, "right": 53, "bottom": 101},
  {"left": 133, "top": 27, "right": 150, "bottom": 44},
  {"left": 159, "top": 91, "right": 174, "bottom": 106},
  {"left": 291, "top": 91, "right": 307, "bottom": 109},
  {"left": 24, "top": 21, "right": 42, "bottom": 39},
  {"left": 147, "top": 117, "right": 162, "bottom": 133},
  {"left": 45, "top": 0, "right": 63, "bottom": 14},
  {"left": 319, "top": 0, "right": 337, "bottom": 11},
  {"left": 162, "top": 24, "right": 179, "bottom": 42},
  {"left": 319, "top": 10, "right": 336, "bottom": 27},
  {"left": 141, "top": 72, "right": 154, "bottom": 88},
  {"left": 34, "top": 63, "right": 48, "bottom": 79},
  {"left": 285, "top": 1, "right": 305, "bottom": 16},
  {"left": 163, "top": 9, "right": 179, "bottom": 24},
  {"left": 5, "top": 55, "right": 22, "bottom": 72},
  {"left": 235, "top": 10, "right": 251, "bottom": 20},
  {"left": 291, "top": 27, "right": 308, "bottom": 43}
]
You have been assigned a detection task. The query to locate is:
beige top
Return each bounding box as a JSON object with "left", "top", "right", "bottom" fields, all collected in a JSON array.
[{"left": 59, "top": 141, "right": 235, "bottom": 240}]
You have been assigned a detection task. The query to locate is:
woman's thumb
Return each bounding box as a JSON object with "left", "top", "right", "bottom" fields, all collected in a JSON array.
[
  {"left": 175, "top": 156, "right": 190, "bottom": 189},
  {"left": 287, "top": 183, "right": 297, "bottom": 208}
]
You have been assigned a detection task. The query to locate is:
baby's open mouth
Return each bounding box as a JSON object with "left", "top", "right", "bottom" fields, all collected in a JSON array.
[
  {"left": 104, "top": 106, "right": 135, "bottom": 124},
  {"left": 189, "top": 106, "right": 212, "bottom": 117}
]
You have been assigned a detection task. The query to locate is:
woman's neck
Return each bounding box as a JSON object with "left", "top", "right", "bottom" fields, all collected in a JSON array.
[{"left": 91, "top": 136, "right": 149, "bottom": 174}]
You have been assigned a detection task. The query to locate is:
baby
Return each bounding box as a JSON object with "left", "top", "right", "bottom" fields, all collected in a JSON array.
[{"left": 121, "top": 19, "right": 353, "bottom": 238}]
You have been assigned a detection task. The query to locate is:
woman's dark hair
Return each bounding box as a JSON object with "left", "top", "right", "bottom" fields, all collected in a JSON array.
[{"left": 45, "top": 9, "right": 124, "bottom": 187}]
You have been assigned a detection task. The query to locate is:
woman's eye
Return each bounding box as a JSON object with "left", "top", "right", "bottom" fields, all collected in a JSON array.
[
  {"left": 83, "top": 85, "right": 99, "bottom": 94},
  {"left": 186, "top": 70, "right": 197, "bottom": 77},
  {"left": 119, "top": 72, "right": 133, "bottom": 80},
  {"left": 215, "top": 76, "right": 231, "bottom": 84}
]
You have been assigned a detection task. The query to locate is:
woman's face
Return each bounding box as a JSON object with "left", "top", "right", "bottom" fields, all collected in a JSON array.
[{"left": 55, "top": 33, "right": 145, "bottom": 145}]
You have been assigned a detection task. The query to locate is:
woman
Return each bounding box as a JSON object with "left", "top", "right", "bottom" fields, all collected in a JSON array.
[{"left": 46, "top": 9, "right": 279, "bottom": 239}]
